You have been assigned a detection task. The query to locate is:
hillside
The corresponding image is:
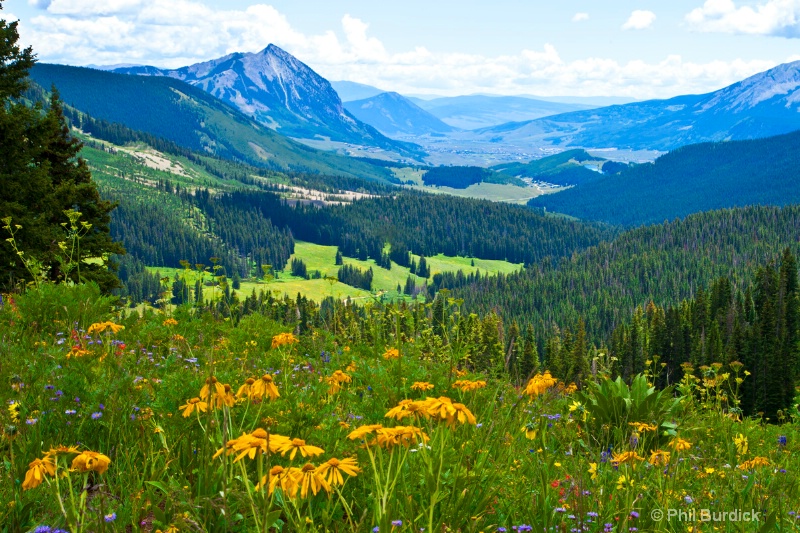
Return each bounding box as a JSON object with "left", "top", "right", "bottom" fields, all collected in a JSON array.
[
  {"left": 73, "top": 119, "right": 612, "bottom": 304},
  {"left": 470, "top": 60, "right": 800, "bottom": 150},
  {"left": 528, "top": 130, "right": 800, "bottom": 226},
  {"left": 113, "top": 45, "right": 423, "bottom": 159},
  {"left": 29, "top": 64, "right": 396, "bottom": 181},
  {"left": 491, "top": 149, "right": 616, "bottom": 186},
  {"left": 344, "top": 92, "right": 456, "bottom": 136},
  {"left": 442, "top": 205, "right": 800, "bottom": 342}
]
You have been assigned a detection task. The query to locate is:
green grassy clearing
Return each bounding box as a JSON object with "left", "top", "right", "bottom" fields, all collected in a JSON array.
[{"left": 146, "top": 241, "right": 522, "bottom": 303}]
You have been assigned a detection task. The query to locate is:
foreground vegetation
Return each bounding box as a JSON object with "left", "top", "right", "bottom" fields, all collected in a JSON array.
[{"left": 2, "top": 284, "right": 799, "bottom": 532}]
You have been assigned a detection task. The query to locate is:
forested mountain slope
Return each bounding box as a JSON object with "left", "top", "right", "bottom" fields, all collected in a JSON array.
[
  {"left": 529, "top": 130, "right": 800, "bottom": 226},
  {"left": 436, "top": 205, "right": 800, "bottom": 341},
  {"left": 29, "top": 64, "right": 395, "bottom": 181}
]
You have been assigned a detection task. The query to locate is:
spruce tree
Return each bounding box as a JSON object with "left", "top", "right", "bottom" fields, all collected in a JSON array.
[
  {"left": 0, "top": 9, "right": 123, "bottom": 291},
  {"left": 568, "top": 319, "right": 590, "bottom": 387},
  {"left": 418, "top": 256, "right": 429, "bottom": 278},
  {"left": 404, "top": 275, "right": 415, "bottom": 296},
  {"left": 432, "top": 293, "right": 446, "bottom": 338},
  {"left": 474, "top": 312, "right": 504, "bottom": 374},
  {"left": 518, "top": 326, "right": 539, "bottom": 380},
  {"left": 505, "top": 320, "right": 520, "bottom": 371}
]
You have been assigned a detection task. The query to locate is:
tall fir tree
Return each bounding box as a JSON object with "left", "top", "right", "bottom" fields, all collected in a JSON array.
[
  {"left": 0, "top": 9, "right": 123, "bottom": 291},
  {"left": 518, "top": 326, "right": 539, "bottom": 381}
]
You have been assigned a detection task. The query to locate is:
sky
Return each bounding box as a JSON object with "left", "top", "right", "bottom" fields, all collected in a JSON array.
[{"left": 7, "top": 0, "right": 800, "bottom": 98}]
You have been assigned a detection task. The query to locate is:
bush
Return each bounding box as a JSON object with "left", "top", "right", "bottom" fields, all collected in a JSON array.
[{"left": 8, "top": 283, "right": 118, "bottom": 335}]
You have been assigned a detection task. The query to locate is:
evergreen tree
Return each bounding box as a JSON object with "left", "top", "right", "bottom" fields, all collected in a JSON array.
[
  {"left": 194, "top": 278, "right": 204, "bottom": 305},
  {"left": 568, "top": 319, "right": 590, "bottom": 387},
  {"left": 172, "top": 273, "right": 189, "bottom": 305},
  {"left": 474, "top": 312, "right": 504, "bottom": 374},
  {"left": 503, "top": 320, "right": 519, "bottom": 372},
  {"left": 335, "top": 248, "right": 343, "bottom": 266},
  {"left": 418, "top": 256, "right": 429, "bottom": 278},
  {"left": 778, "top": 248, "right": 799, "bottom": 417},
  {"left": 432, "top": 293, "right": 446, "bottom": 338},
  {"left": 291, "top": 258, "right": 309, "bottom": 279},
  {"left": 404, "top": 275, "right": 416, "bottom": 296},
  {"left": 0, "top": 14, "right": 124, "bottom": 291},
  {"left": 518, "top": 326, "right": 539, "bottom": 381}
]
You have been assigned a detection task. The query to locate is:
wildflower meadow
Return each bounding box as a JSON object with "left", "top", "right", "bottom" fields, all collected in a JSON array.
[{"left": 1, "top": 283, "right": 799, "bottom": 533}]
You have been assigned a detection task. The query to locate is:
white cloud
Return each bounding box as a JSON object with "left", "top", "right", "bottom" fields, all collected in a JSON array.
[
  {"left": 572, "top": 12, "right": 589, "bottom": 22},
  {"left": 14, "top": 0, "right": 784, "bottom": 98},
  {"left": 43, "top": 0, "right": 143, "bottom": 15},
  {"left": 622, "top": 10, "right": 657, "bottom": 30},
  {"left": 686, "top": 0, "right": 800, "bottom": 37}
]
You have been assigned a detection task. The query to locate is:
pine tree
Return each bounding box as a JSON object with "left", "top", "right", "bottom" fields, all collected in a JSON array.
[
  {"left": 418, "top": 256, "right": 429, "bottom": 278},
  {"left": 404, "top": 275, "right": 416, "bottom": 296},
  {"left": 172, "top": 273, "right": 189, "bottom": 305},
  {"left": 335, "top": 248, "right": 343, "bottom": 265},
  {"left": 778, "top": 248, "right": 799, "bottom": 418},
  {"left": 568, "top": 319, "right": 590, "bottom": 387},
  {"left": 474, "top": 312, "right": 504, "bottom": 374},
  {"left": 518, "top": 326, "right": 539, "bottom": 381},
  {"left": 0, "top": 13, "right": 123, "bottom": 291},
  {"left": 194, "top": 279, "right": 204, "bottom": 305},
  {"left": 505, "top": 320, "right": 520, "bottom": 372},
  {"left": 432, "top": 293, "right": 446, "bottom": 338}
]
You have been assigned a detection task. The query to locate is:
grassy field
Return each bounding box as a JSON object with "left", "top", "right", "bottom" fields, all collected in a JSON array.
[
  {"left": 80, "top": 138, "right": 258, "bottom": 193},
  {"left": 147, "top": 241, "right": 523, "bottom": 303},
  {"left": 395, "top": 167, "right": 560, "bottom": 204},
  {"left": 278, "top": 242, "right": 522, "bottom": 302}
]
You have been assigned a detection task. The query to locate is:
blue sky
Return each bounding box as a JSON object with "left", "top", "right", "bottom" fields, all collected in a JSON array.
[{"left": 9, "top": 0, "right": 800, "bottom": 98}]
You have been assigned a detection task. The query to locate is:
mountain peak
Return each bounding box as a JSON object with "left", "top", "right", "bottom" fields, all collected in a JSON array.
[
  {"left": 344, "top": 91, "right": 456, "bottom": 136},
  {"left": 701, "top": 60, "right": 800, "bottom": 113},
  {"left": 468, "top": 59, "right": 800, "bottom": 151},
  {"left": 257, "top": 43, "right": 293, "bottom": 61},
  {"left": 112, "top": 46, "right": 422, "bottom": 158}
]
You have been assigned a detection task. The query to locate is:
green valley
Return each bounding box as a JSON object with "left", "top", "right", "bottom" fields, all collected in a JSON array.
[{"left": 147, "top": 241, "right": 522, "bottom": 303}]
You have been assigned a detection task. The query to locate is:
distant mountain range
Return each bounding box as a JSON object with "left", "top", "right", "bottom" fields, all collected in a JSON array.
[
  {"left": 470, "top": 61, "right": 800, "bottom": 150},
  {"left": 343, "top": 92, "right": 456, "bottom": 136},
  {"left": 29, "top": 63, "right": 396, "bottom": 181},
  {"left": 411, "top": 95, "right": 595, "bottom": 130},
  {"left": 529, "top": 128, "right": 800, "bottom": 226},
  {"left": 112, "top": 45, "right": 422, "bottom": 159},
  {"left": 330, "top": 80, "right": 387, "bottom": 102}
]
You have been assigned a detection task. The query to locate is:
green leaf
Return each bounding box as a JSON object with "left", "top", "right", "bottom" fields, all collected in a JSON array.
[{"left": 145, "top": 480, "right": 170, "bottom": 494}]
